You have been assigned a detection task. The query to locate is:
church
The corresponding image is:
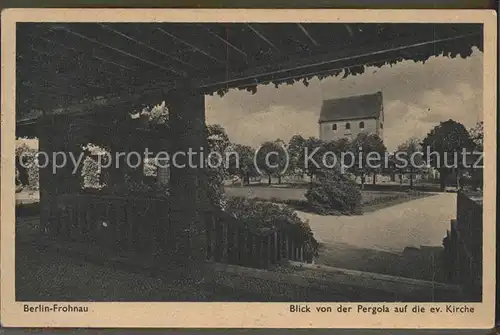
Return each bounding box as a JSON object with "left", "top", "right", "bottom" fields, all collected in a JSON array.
[{"left": 318, "top": 91, "right": 384, "bottom": 142}]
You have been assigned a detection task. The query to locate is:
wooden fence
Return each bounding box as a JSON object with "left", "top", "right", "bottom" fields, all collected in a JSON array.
[
  {"left": 205, "top": 209, "right": 314, "bottom": 268},
  {"left": 48, "top": 194, "right": 172, "bottom": 253},
  {"left": 48, "top": 194, "right": 313, "bottom": 268}
]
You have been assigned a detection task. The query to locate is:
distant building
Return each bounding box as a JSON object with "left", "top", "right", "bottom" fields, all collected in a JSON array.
[{"left": 319, "top": 91, "right": 384, "bottom": 142}]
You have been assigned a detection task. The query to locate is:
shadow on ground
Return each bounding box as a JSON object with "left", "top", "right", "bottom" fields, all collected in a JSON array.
[{"left": 316, "top": 242, "right": 448, "bottom": 283}]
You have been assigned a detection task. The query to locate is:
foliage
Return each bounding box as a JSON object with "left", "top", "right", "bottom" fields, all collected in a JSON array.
[
  {"left": 208, "top": 36, "right": 479, "bottom": 98},
  {"left": 81, "top": 155, "right": 105, "bottom": 189},
  {"left": 469, "top": 121, "right": 484, "bottom": 151},
  {"left": 394, "top": 137, "right": 424, "bottom": 188},
  {"left": 137, "top": 101, "right": 169, "bottom": 125},
  {"left": 349, "top": 133, "right": 386, "bottom": 188},
  {"left": 255, "top": 140, "right": 288, "bottom": 184},
  {"left": 206, "top": 124, "right": 231, "bottom": 154},
  {"left": 143, "top": 158, "right": 157, "bottom": 177},
  {"left": 288, "top": 134, "right": 307, "bottom": 176},
  {"left": 224, "top": 196, "right": 319, "bottom": 257},
  {"left": 305, "top": 169, "right": 362, "bottom": 215},
  {"left": 292, "top": 137, "right": 326, "bottom": 182},
  {"left": 421, "top": 119, "right": 474, "bottom": 190},
  {"left": 322, "top": 138, "right": 351, "bottom": 171},
  {"left": 15, "top": 142, "right": 39, "bottom": 190},
  {"left": 226, "top": 143, "right": 257, "bottom": 185},
  {"left": 203, "top": 124, "right": 231, "bottom": 209},
  {"left": 467, "top": 121, "right": 484, "bottom": 190}
]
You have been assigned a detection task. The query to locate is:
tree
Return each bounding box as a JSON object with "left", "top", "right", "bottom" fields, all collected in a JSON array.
[
  {"left": 255, "top": 140, "right": 287, "bottom": 185},
  {"left": 467, "top": 121, "right": 484, "bottom": 190},
  {"left": 322, "top": 138, "right": 351, "bottom": 172},
  {"left": 421, "top": 119, "right": 474, "bottom": 191},
  {"left": 227, "top": 143, "right": 256, "bottom": 185},
  {"left": 395, "top": 137, "right": 424, "bottom": 189},
  {"left": 469, "top": 121, "right": 484, "bottom": 151},
  {"left": 206, "top": 124, "right": 231, "bottom": 155},
  {"left": 300, "top": 137, "right": 326, "bottom": 185},
  {"left": 288, "top": 134, "right": 307, "bottom": 177},
  {"left": 349, "top": 133, "right": 386, "bottom": 189}
]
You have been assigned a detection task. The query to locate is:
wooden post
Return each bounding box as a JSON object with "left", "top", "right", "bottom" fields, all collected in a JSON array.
[
  {"left": 273, "top": 231, "right": 278, "bottom": 263},
  {"left": 284, "top": 235, "right": 290, "bottom": 259},
  {"left": 167, "top": 89, "right": 207, "bottom": 260},
  {"left": 37, "top": 116, "right": 60, "bottom": 236},
  {"left": 232, "top": 226, "right": 239, "bottom": 264},
  {"left": 221, "top": 222, "right": 229, "bottom": 263},
  {"left": 241, "top": 229, "right": 249, "bottom": 265}
]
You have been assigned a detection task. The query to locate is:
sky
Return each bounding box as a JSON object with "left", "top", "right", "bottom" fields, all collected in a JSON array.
[{"left": 205, "top": 48, "right": 483, "bottom": 152}]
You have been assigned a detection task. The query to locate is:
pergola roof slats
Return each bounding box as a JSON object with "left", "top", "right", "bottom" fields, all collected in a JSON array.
[
  {"left": 156, "top": 26, "right": 226, "bottom": 65},
  {"left": 97, "top": 23, "right": 199, "bottom": 70},
  {"left": 197, "top": 24, "right": 249, "bottom": 58},
  {"left": 17, "top": 47, "right": 133, "bottom": 96},
  {"left": 54, "top": 25, "right": 187, "bottom": 77},
  {"left": 246, "top": 24, "right": 280, "bottom": 51},
  {"left": 297, "top": 23, "right": 319, "bottom": 47},
  {"left": 15, "top": 23, "right": 482, "bottom": 121},
  {"left": 23, "top": 31, "right": 135, "bottom": 72},
  {"left": 199, "top": 30, "right": 481, "bottom": 91}
]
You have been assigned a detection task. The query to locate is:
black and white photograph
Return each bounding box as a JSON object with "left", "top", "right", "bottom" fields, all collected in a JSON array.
[{"left": 1, "top": 9, "right": 496, "bottom": 328}]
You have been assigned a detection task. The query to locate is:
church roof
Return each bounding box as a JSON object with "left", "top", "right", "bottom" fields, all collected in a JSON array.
[{"left": 319, "top": 91, "right": 383, "bottom": 123}]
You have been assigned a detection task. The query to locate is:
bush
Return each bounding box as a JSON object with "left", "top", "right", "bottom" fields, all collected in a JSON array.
[
  {"left": 305, "top": 169, "right": 362, "bottom": 215},
  {"left": 81, "top": 156, "right": 104, "bottom": 189},
  {"left": 15, "top": 143, "right": 39, "bottom": 190},
  {"left": 224, "top": 196, "right": 319, "bottom": 258}
]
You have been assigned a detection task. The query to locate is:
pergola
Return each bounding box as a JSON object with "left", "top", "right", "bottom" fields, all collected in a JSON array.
[{"left": 16, "top": 22, "right": 483, "bottom": 262}]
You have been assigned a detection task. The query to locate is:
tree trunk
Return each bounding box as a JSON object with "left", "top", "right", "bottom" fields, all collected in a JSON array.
[
  {"left": 439, "top": 168, "right": 447, "bottom": 192},
  {"left": 268, "top": 175, "right": 271, "bottom": 185},
  {"left": 278, "top": 174, "right": 281, "bottom": 184},
  {"left": 360, "top": 174, "right": 365, "bottom": 190},
  {"left": 372, "top": 172, "right": 376, "bottom": 185}
]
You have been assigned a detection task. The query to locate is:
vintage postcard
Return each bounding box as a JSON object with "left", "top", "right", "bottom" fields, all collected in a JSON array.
[{"left": 1, "top": 8, "right": 496, "bottom": 328}]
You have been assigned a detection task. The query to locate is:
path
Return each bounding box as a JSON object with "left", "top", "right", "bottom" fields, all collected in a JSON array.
[{"left": 298, "top": 193, "right": 456, "bottom": 253}]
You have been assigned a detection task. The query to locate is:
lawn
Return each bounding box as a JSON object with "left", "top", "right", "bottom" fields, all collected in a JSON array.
[{"left": 225, "top": 185, "right": 433, "bottom": 214}]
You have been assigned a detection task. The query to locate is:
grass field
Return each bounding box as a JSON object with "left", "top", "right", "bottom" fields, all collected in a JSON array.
[
  {"left": 225, "top": 185, "right": 416, "bottom": 204},
  {"left": 225, "top": 185, "right": 433, "bottom": 214}
]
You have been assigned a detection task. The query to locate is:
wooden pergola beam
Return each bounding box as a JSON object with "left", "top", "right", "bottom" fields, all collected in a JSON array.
[
  {"left": 98, "top": 24, "right": 199, "bottom": 69},
  {"left": 246, "top": 24, "right": 279, "bottom": 51},
  {"left": 53, "top": 25, "right": 187, "bottom": 76},
  {"left": 297, "top": 23, "right": 319, "bottom": 47},
  {"left": 157, "top": 27, "right": 226, "bottom": 64},
  {"left": 33, "top": 34, "right": 134, "bottom": 71},
  {"left": 197, "top": 24, "right": 248, "bottom": 58}
]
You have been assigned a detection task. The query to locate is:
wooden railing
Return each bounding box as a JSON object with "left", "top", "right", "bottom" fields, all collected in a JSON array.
[
  {"left": 205, "top": 210, "right": 315, "bottom": 269},
  {"left": 48, "top": 194, "right": 315, "bottom": 268}
]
